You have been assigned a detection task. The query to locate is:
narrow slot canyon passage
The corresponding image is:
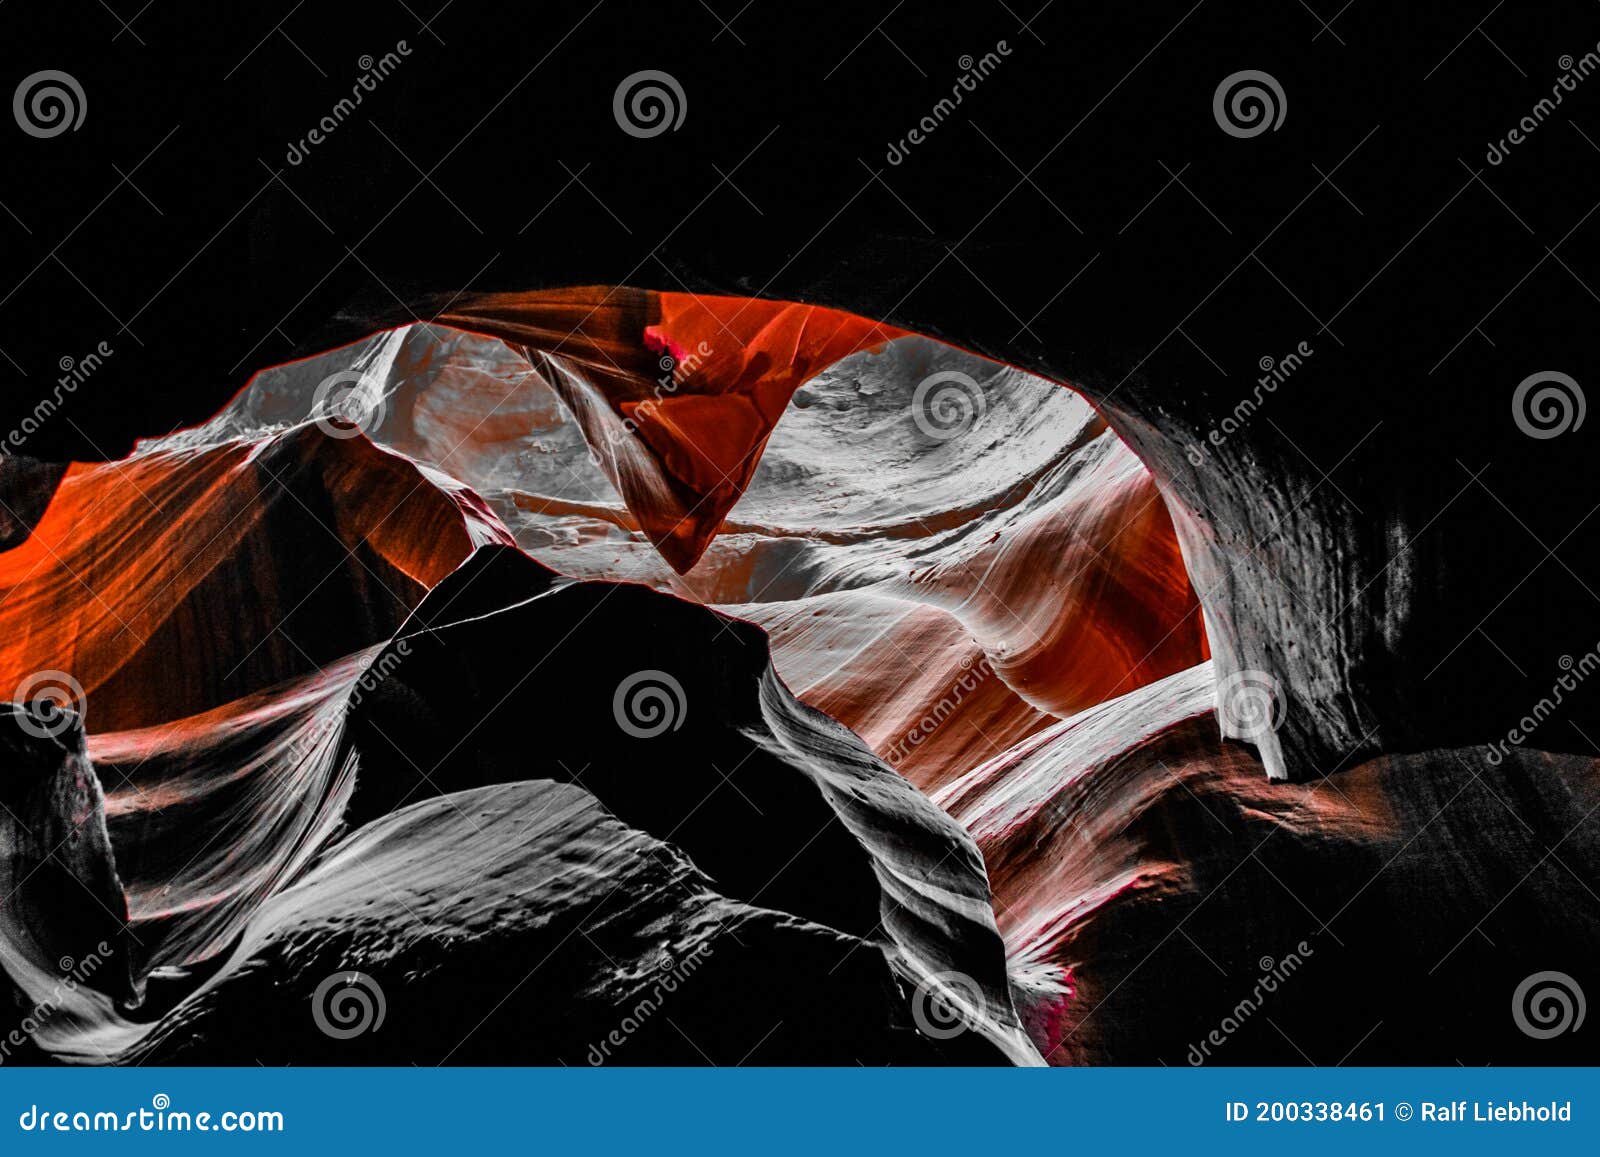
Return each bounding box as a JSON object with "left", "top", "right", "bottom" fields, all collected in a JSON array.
[{"left": 2, "top": 286, "right": 1595, "bottom": 1067}]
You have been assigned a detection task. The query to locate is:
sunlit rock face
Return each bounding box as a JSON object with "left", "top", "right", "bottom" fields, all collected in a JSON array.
[
  {"left": 11, "top": 290, "right": 1577, "bottom": 1068},
  {"left": 2, "top": 304, "right": 1081, "bottom": 1064},
  {"left": 0, "top": 422, "right": 508, "bottom": 733},
  {"left": 168, "top": 306, "right": 1205, "bottom": 786}
]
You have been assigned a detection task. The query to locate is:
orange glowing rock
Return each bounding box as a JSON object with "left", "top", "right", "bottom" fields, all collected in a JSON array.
[
  {"left": 439, "top": 287, "right": 904, "bottom": 571},
  {"left": 0, "top": 428, "right": 507, "bottom": 733}
]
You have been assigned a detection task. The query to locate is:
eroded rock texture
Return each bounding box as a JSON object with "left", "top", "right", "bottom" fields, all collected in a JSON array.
[
  {"left": 0, "top": 703, "right": 138, "bottom": 1061},
  {"left": 0, "top": 292, "right": 1593, "bottom": 1068},
  {"left": 938, "top": 663, "right": 1600, "bottom": 1065},
  {"left": 0, "top": 379, "right": 1042, "bottom": 1064}
]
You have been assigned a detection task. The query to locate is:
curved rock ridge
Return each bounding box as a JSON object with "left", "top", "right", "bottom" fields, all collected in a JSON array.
[
  {"left": 936, "top": 662, "right": 1600, "bottom": 1065},
  {"left": 0, "top": 429, "right": 1043, "bottom": 1064},
  {"left": 340, "top": 544, "right": 1042, "bottom": 1066},
  {"left": 14, "top": 549, "right": 1041, "bottom": 1064},
  {"left": 433, "top": 287, "right": 908, "bottom": 572},
  {"left": 92, "top": 652, "right": 372, "bottom": 973},
  {"left": 155, "top": 315, "right": 1207, "bottom": 787},
  {"left": 729, "top": 592, "right": 1055, "bottom": 795},
  {"left": 0, "top": 422, "right": 509, "bottom": 733},
  {"left": 118, "top": 782, "right": 985, "bottom": 1066}
]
